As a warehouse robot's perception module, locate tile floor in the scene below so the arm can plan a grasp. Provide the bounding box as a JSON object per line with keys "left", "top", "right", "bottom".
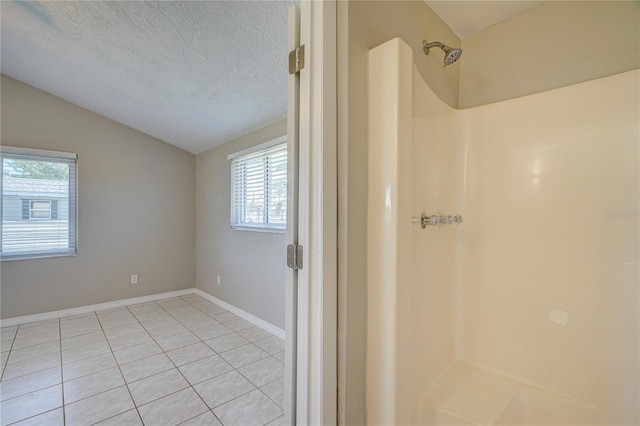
{"left": 0, "top": 295, "right": 286, "bottom": 426}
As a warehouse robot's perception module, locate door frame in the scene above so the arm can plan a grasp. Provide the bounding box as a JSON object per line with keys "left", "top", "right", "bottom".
{"left": 294, "top": 0, "right": 338, "bottom": 424}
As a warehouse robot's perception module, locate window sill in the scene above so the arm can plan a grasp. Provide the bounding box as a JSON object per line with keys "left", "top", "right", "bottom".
{"left": 1, "top": 252, "right": 77, "bottom": 262}
{"left": 230, "top": 226, "right": 286, "bottom": 234}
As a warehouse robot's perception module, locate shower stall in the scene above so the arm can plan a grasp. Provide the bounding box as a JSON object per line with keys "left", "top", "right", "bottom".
{"left": 367, "top": 38, "right": 639, "bottom": 425}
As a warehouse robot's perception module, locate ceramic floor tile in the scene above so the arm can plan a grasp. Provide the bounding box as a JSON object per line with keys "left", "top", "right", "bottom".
{"left": 211, "top": 312, "right": 239, "bottom": 323}
{"left": 219, "top": 344, "right": 269, "bottom": 369}
{"left": 5, "top": 341, "right": 60, "bottom": 365}
{"left": 265, "top": 415, "right": 286, "bottom": 426}
{"left": 11, "top": 332, "right": 60, "bottom": 351}
{"left": 128, "top": 368, "right": 189, "bottom": 406}
{"left": 166, "top": 342, "right": 216, "bottom": 366}
{"left": 106, "top": 330, "right": 153, "bottom": 351}
{"left": 98, "top": 315, "right": 138, "bottom": 330}
{"left": 224, "top": 318, "right": 254, "bottom": 332}
{"left": 0, "top": 337, "right": 14, "bottom": 350}
{"left": 1, "top": 329, "right": 17, "bottom": 341}
{"left": 11, "top": 407, "right": 64, "bottom": 426}
{"left": 191, "top": 324, "right": 233, "bottom": 341}
{"left": 127, "top": 302, "right": 161, "bottom": 315}
{"left": 261, "top": 378, "right": 285, "bottom": 408}
{"left": 62, "top": 352, "right": 118, "bottom": 381}
{"left": 113, "top": 341, "right": 162, "bottom": 365}
{"left": 273, "top": 351, "right": 285, "bottom": 363}
{"left": 16, "top": 319, "right": 58, "bottom": 330}
{"left": 133, "top": 309, "right": 172, "bottom": 321}
{"left": 156, "top": 298, "right": 189, "bottom": 309}
{"left": 15, "top": 323, "right": 59, "bottom": 338}
{"left": 178, "top": 355, "right": 233, "bottom": 385}
{"left": 205, "top": 333, "right": 250, "bottom": 353}
{"left": 144, "top": 323, "right": 188, "bottom": 340}
{"left": 238, "top": 357, "right": 284, "bottom": 387}
{"left": 195, "top": 304, "right": 227, "bottom": 315}
{"left": 213, "top": 389, "right": 283, "bottom": 426}
{"left": 178, "top": 410, "right": 222, "bottom": 426}
{"left": 102, "top": 323, "right": 145, "bottom": 340}
{"left": 237, "top": 326, "right": 275, "bottom": 343}
{"left": 120, "top": 353, "right": 174, "bottom": 383}
{"left": 155, "top": 332, "right": 200, "bottom": 352}
{"left": 61, "top": 331, "right": 106, "bottom": 351}
{"left": 2, "top": 352, "right": 61, "bottom": 381}
{"left": 254, "top": 336, "right": 285, "bottom": 355}
{"left": 180, "top": 317, "right": 220, "bottom": 332}
{"left": 0, "top": 384, "right": 62, "bottom": 425}
{"left": 96, "top": 306, "right": 128, "bottom": 315}
{"left": 63, "top": 367, "right": 124, "bottom": 404}
{"left": 194, "top": 370, "right": 255, "bottom": 409}
{"left": 166, "top": 308, "right": 207, "bottom": 322}
{"left": 64, "top": 385, "right": 134, "bottom": 426}
{"left": 60, "top": 312, "right": 97, "bottom": 323}
{"left": 60, "top": 321, "right": 102, "bottom": 339}
{"left": 62, "top": 341, "right": 111, "bottom": 365}
{"left": 94, "top": 409, "right": 142, "bottom": 426}
{"left": 138, "top": 387, "right": 208, "bottom": 426}
{"left": 0, "top": 367, "right": 61, "bottom": 401}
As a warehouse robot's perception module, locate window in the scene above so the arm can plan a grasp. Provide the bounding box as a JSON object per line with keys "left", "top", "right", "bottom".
{"left": 1, "top": 146, "right": 77, "bottom": 260}
{"left": 229, "top": 136, "right": 287, "bottom": 231}
{"left": 29, "top": 200, "right": 52, "bottom": 220}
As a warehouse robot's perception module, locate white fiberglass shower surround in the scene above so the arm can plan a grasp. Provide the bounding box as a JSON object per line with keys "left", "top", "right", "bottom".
{"left": 367, "top": 38, "right": 639, "bottom": 425}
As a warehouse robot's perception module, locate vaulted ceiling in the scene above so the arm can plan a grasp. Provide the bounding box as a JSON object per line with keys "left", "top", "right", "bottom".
{"left": 1, "top": 1, "right": 293, "bottom": 154}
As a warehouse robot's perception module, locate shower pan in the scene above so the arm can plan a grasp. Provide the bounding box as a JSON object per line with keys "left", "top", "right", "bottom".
{"left": 367, "top": 38, "right": 639, "bottom": 425}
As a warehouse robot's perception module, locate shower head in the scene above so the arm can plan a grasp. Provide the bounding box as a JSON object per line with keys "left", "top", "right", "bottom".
{"left": 423, "top": 40, "right": 462, "bottom": 67}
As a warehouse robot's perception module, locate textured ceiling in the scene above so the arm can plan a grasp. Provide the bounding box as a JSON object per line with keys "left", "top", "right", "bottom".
{"left": 426, "top": 1, "right": 544, "bottom": 38}
{"left": 1, "top": 1, "right": 294, "bottom": 154}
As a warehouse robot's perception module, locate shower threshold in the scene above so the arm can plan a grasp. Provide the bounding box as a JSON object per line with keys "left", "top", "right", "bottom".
{"left": 420, "top": 361, "right": 600, "bottom": 425}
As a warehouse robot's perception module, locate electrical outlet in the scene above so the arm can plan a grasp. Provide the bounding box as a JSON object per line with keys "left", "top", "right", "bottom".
{"left": 131, "top": 275, "right": 138, "bottom": 284}
{"left": 217, "top": 275, "right": 221, "bottom": 285}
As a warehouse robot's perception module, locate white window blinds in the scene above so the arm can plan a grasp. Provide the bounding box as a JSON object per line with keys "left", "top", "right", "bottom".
{"left": 230, "top": 140, "right": 287, "bottom": 230}
{"left": 1, "top": 147, "right": 77, "bottom": 260}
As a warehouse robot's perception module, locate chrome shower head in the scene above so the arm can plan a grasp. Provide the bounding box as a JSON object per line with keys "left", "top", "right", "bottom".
{"left": 423, "top": 40, "right": 462, "bottom": 67}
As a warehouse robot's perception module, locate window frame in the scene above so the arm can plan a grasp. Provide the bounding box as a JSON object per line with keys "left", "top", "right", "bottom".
{"left": 1, "top": 146, "right": 78, "bottom": 261}
{"left": 29, "top": 200, "right": 52, "bottom": 220}
{"left": 228, "top": 135, "right": 287, "bottom": 232}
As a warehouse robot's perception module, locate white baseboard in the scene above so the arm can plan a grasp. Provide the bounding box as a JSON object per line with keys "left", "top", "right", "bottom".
{"left": 1, "top": 288, "right": 286, "bottom": 340}
{"left": 0, "top": 289, "right": 196, "bottom": 328}
{"left": 194, "top": 288, "right": 285, "bottom": 339}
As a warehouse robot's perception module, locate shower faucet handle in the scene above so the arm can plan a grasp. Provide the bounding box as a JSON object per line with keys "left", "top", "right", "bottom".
{"left": 412, "top": 213, "right": 463, "bottom": 229}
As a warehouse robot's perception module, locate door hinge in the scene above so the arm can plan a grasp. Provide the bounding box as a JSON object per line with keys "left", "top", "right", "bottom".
{"left": 288, "top": 44, "right": 305, "bottom": 75}
{"left": 287, "top": 244, "right": 303, "bottom": 270}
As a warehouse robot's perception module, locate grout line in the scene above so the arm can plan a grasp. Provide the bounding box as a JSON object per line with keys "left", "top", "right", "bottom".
{"left": 95, "top": 309, "right": 145, "bottom": 426}
{"left": 58, "top": 317, "right": 67, "bottom": 426}
{"left": 0, "top": 327, "right": 18, "bottom": 381}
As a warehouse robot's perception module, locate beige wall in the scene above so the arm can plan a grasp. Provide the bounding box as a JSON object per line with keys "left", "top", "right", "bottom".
{"left": 0, "top": 75, "right": 195, "bottom": 319}
{"left": 195, "top": 120, "right": 286, "bottom": 329}
{"left": 460, "top": 1, "right": 640, "bottom": 108}
{"left": 338, "top": 2, "right": 460, "bottom": 424}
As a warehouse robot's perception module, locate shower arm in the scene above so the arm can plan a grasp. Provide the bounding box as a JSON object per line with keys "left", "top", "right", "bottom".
{"left": 423, "top": 41, "right": 445, "bottom": 55}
